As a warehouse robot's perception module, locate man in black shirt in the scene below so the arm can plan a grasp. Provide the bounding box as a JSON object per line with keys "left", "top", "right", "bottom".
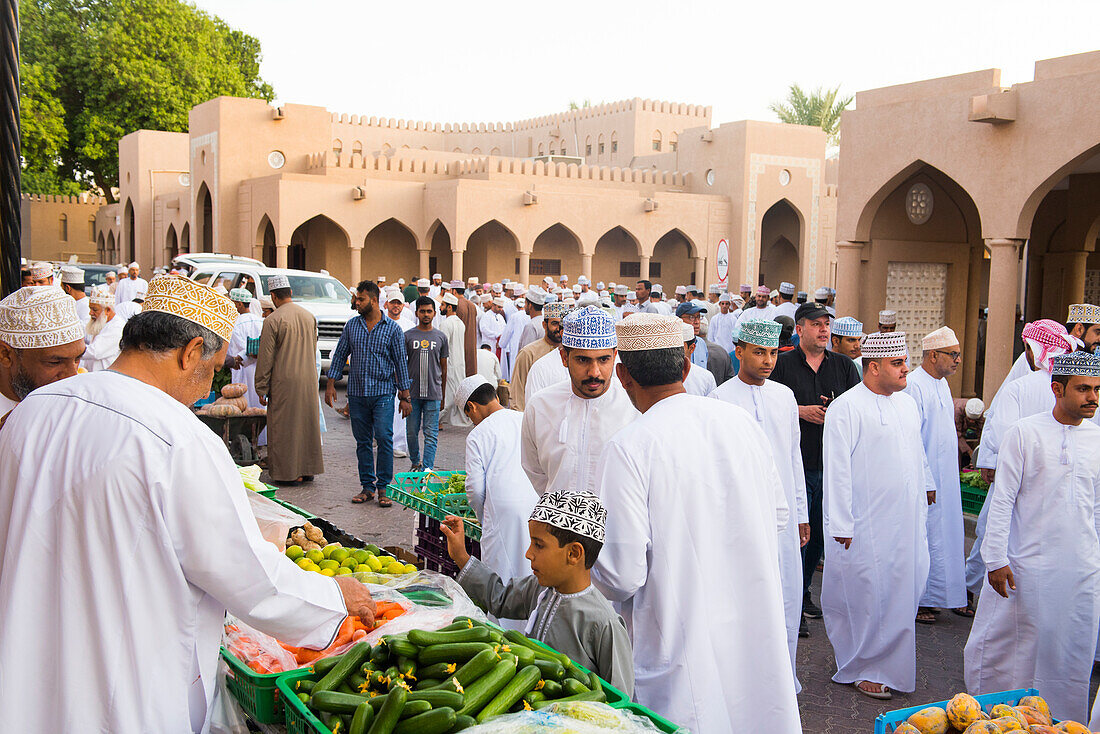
{"left": 769, "top": 302, "right": 860, "bottom": 636}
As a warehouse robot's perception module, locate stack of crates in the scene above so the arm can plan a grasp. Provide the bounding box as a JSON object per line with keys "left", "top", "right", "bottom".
{"left": 414, "top": 513, "right": 481, "bottom": 577}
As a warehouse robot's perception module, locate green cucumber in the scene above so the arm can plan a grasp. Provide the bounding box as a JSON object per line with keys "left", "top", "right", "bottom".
{"left": 565, "top": 663, "right": 588, "bottom": 682}
{"left": 447, "top": 714, "right": 477, "bottom": 732}
{"left": 415, "top": 677, "right": 442, "bottom": 690}
{"left": 532, "top": 689, "right": 605, "bottom": 709}
{"left": 295, "top": 678, "right": 316, "bottom": 694}
{"left": 487, "top": 629, "right": 505, "bottom": 644}
{"left": 532, "top": 659, "right": 565, "bottom": 681}
{"left": 438, "top": 620, "right": 475, "bottom": 632}
{"left": 312, "top": 690, "right": 372, "bottom": 715}
{"left": 394, "top": 656, "right": 417, "bottom": 679}
{"left": 314, "top": 654, "right": 344, "bottom": 676}
{"left": 502, "top": 644, "right": 535, "bottom": 666}
{"left": 503, "top": 630, "right": 569, "bottom": 665}
{"left": 349, "top": 702, "right": 375, "bottom": 734}
{"left": 397, "top": 700, "right": 432, "bottom": 719}
{"left": 370, "top": 670, "right": 389, "bottom": 688}
{"left": 561, "top": 678, "right": 590, "bottom": 696}
{"left": 347, "top": 673, "right": 368, "bottom": 691}
{"left": 366, "top": 685, "right": 407, "bottom": 734}
{"left": 416, "top": 642, "right": 494, "bottom": 666}
{"left": 407, "top": 627, "right": 490, "bottom": 646}
{"left": 476, "top": 664, "right": 541, "bottom": 722}
{"left": 523, "top": 690, "right": 546, "bottom": 705}
{"left": 498, "top": 653, "right": 516, "bottom": 666}
{"left": 321, "top": 712, "right": 347, "bottom": 733}
{"left": 419, "top": 662, "right": 459, "bottom": 680}
{"left": 338, "top": 681, "right": 357, "bottom": 695}
{"left": 587, "top": 671, "right": 604, "bottom": 694}
{"left": 456, "top": 658, "right": 517, "bottom": 717}
{"left": 314, "top": 642, "right": 372, "bottom": 695}
{"left": 394, "top": 707, "right": 457, "bottom": 734}
{"left": 370, "top": 644, "right": 390, "bottom": 666}
{"left": 539, "top": 680, "right": 562, "bottom": 698}
{"left": 384, "top": 636, "right": 419, "bottom": 659}
{"left": 368, "top": 689, "right": 464, "bottom": 711}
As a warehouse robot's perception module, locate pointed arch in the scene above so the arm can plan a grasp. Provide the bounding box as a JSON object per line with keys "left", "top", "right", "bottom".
{"left": 196, "top": 182, "right": 213, "bottom": 253}
{"left": 652, "top": 228, "right": 697, "bottom": 287}
{"left": 180, "top": 223, "right": 190, "bottom": 254}
{"left": 289, "top": 214, "right": 351, "bottom": 277}
{"left": 123, "top": 198, "right": 135, "bottom": 262}
{"left": 427, "top": 219, "right": 452, "bottom": 281}
{"left": 593, "top": 226, "right": 644, "bottom": 284}
{"left": 1016, "top": 142, "right": 1100, "bottom": 238}
{"left": 165, "top": 223, "right": 178, "bottom": 261}
{"left": 531, "top": 224, "right": 583, "bottom": 280}
{"left": 256, "top": 215, "right": 276, "bottom": 265}
{"left": 466, "top": 220, "right": 520, "bottom": 281}
{"left": 364, "top": 218, "right": 419, "bottom": 281}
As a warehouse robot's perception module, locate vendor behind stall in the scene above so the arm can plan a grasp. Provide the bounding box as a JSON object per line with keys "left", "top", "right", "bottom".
{"left": 0, "top": 275, "right": 375, "bottom": 734}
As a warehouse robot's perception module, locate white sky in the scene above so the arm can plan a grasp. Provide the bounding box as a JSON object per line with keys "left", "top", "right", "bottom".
{"left": 196, "top": 0, "right": 1100, "bottom": 125}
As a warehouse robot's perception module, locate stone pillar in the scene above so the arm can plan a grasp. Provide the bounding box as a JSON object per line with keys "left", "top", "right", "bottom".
{"left": 693, "top": 257, "right": 706, "bottom": 288}
{"left": 276, "top": 244, "right": 288, "bottom": 269}
{"left": 349, "top": 245, "right": 362, "bottom": 287}
{"left": 581, "top": 253, "right": 593, "bottom": 281}
{"left": 982, "top": 238, "right": 1023, "bottom": 404}
{"left": 418, "top": 249, "right": 430, "bottom": 278}
{"left": 252, "top": 245, "right": 264, "bottom": 263}
{"left": 1063, "top": 250, "right": 1088, "bottom": 315}
{"left": 517, "top": 251, "right": 530, "bottom": 286}
{"left": 639, "top": 255, "right": 651, "bottom": 282}
{"left": 834, "top": 241, "right": 865, "bottom": 318}
{"left": 451, "top": 249, "right": 464, "bottom": 283}
{"left": 962, "top": 242, "right": 983, "bottom": 396}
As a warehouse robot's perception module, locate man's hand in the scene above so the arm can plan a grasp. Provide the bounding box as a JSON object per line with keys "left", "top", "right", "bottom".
{"left": 324, "top": 381, "right": 337, "bottom": 408}
{"left": 833, "top": 536, "right": 852, "bottom": 549}
{"left": 399, "top": 399, "right": 412, "bottom": 418}
{"left": 258, "top": 394, "right": 268, "bottom": 406}
{"left": 798, "top": 405, "right": 827, "bottom": 425}
{"left": 334, "top": 575, "right": 376, "bottom": 627}
{"left": 440, "top": 515, "right": 471, "bottom": 568}
{"left": 980, "top": 468, "right": 995, "bottom": 485}
{"left": 927, "top": 490, "right": 937, "bottom": 505}
{"left": 988, "top": 564, "right": 1016, "bottom": 598}
{"left": 798, "top": 523, "right": 811, "bottom": 547}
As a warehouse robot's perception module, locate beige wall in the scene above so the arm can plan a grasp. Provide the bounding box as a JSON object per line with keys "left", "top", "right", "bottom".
{"left": 21, "top": 194, "right": 104, "bottom": 263}
{"left": 117, "top": 130, "right": 189, "bottom": 271}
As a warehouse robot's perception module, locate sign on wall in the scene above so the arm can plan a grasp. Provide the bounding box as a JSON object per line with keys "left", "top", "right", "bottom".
{"left": 716, "top": 238, "right": 729, "bottom": 283}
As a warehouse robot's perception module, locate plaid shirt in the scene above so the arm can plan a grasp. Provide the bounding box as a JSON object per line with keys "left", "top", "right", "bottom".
{"left": 327, "top": 314, "right": 411, "bottom": 397}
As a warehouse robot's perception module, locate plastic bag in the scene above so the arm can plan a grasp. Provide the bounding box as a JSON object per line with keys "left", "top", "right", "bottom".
{"left": 461, "top": 701, "right": 676, "bottom": 732}
{"left": 223, "top": 617, "right": 300, "bottom": 674}
{"left": 366, "top": 569, "right": 488, "bottom": 635}
{"left": 206, "top": 656, "right": 250, "bottom": 734}
{"left": 245, "top": 490, "right": 303, "bottom": 551}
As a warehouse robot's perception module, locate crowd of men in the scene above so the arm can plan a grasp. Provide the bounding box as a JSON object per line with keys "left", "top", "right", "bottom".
{"left": 1, "top": 260, "right": 1099, "bottom": 733}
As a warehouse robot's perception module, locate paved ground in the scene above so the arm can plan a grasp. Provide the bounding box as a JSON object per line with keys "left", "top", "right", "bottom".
{"left": 261, "top": 384, "right": 1099, "bottom": 733}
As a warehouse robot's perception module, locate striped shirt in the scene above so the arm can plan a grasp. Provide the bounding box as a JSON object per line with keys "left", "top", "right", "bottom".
{"left": 326, "top": 314, "right": 411, "bottom": 397}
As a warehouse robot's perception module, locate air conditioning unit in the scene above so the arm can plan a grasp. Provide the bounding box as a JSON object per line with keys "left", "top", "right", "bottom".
{"left": 272, "top": 107, "right": 285, "bottom": 120}
{"left": 352, "top": 186, "right": 366, "bottom": 201}
{"left": 523, "top": 191, "right": 538, "bottom": 206}
{"left": 644, "top": 198, "right": 658, "bottom": 212}
{"left": 700, "top": 130, "right": 713, "bottom": 143}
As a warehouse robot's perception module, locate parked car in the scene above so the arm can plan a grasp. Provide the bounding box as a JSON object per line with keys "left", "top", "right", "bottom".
{"left": 48, "top": 263, "right": 119, "bottom": 294}
{"left": 188, "top": 264, "right": 354, "bottom": 373}
{"left": 171, "top": 253, "right": 263, "bottom": 278}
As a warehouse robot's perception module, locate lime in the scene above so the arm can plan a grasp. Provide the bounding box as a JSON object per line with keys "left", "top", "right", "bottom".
{"left": 295, "top": 558, "right": 313, "bottom": 570}
{"left": 305, "top": 562, "right": 321, "bottom": 572}
{"left": 352, "top": 572, "right": 371, "bottom": 583}
{"left": 340, "top": 556, "right": 358, "bottom": 569}
{"left": 285, "top": 545, "right": 305, "bottom": 561}
{"left": 319, "top": 559, "right": 340, "bottom": 571}
{"left": 366, "top": 556, "right": 383, "bottom": 572}
{"left": 305, "top": 549, "right": 325, "bottom": 564}
{"left": 386, "top": 562, "right": 405, "bottom": 575}
{"left": 403, "top": 563, "right": 418, "bottom": 574}
{"left": 319, "top": 567, "right": 336, "bottom": 577}
{"left": 335, "top": 567, "right": 352, "bottom": 576}
{"left": 355, "top": 564, "right": 370, "bottom": 573}
{"left": 330, "top": 548, "right": 350, "bottom": 564}
{"left": 351, "top": 549, "right": 369, "bottom": 564}
{"left": 322, "top": 543, "right": 342, "bottom": 559}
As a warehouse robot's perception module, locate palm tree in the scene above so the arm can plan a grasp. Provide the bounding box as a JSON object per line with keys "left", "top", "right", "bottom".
{"left": 769, "top": 84, "right": 853, "bottom": 146}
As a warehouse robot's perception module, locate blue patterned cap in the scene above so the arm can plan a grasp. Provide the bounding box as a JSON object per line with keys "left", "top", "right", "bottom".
{"left": 832, "top": 316, "right": 863, "bottom": 338}
{"left": 561, "top": 305, "right": 617, "bottom": 350}
{"left": 737, "top": 319, "right": 781, "bottom": 348}
{"left": 1051, "top": 351, "right": 1100, "bottom": 377}
{"left": 530, "top": 490, "right": 606, "bottom": 543}
{"left": 229, "top": 288, "right": 252, "bottom": 303}
{"left": 543, "top": 301, "right": 570, "bottom": 319}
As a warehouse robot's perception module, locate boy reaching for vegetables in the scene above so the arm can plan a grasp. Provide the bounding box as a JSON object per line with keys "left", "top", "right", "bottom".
{"left": 441, "top": 490, "right": 634, "bottom": 696}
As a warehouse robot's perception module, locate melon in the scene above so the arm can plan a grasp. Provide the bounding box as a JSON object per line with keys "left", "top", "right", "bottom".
{"left": 205, "top": 403, "right": 242, "bottom": 417}
{"left": 242, "top": 406, "right": 267, "bottom": 416}
{"left": 894, "top": 724, "right": 922, "bottom": 734}
{"left": 1015, "top": 707, "right": 1052, "bottom": 726}
{"left": 1028, "top": 726, "right": 1059, "bottom": 734}
{"left": 907, "top": 707, "right": 949, "bottom": 734}
{"left": 947, "top": 693, "right": 985, "bottom": 730}
{"left": 1053, "top": 722, "right": 1090, "bottom": 734}
{"left": 1018, "top": 698, "right": 1051, "bottom": 722}
{"left": 992, "top": 716, "right": 1026, "bottom": 732}
{"left": 991, "top": 705, "right": 1019, "bottom": 721}
{"left": 221, "top": 383, "right": 247, "bottom": 398}
{"left": 964, "top": 722, "right": 1004, "bottom": 734}
{"left": 214, "top": 396, "right": 248, "bottom": 412}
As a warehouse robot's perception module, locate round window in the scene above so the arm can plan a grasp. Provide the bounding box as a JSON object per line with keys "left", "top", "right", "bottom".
{"left": 268, "top": 150, "right": 286, "bottom": 170}
{"left": 178, "top": 173, "right": 191, "bottom": 187}
{"left": 779, "top": 169, "right": 791, "bottom": 186}
{"left": 705, "top": 169, "right": 715, "bottom": 186}
{"left": 906, "top": 183, "right": 934, "bottom": 224}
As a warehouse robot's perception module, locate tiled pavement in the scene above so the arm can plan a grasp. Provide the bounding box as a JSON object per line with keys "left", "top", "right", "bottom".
{"left": 264, "top": 384, "right": 1100, "bottom": 733}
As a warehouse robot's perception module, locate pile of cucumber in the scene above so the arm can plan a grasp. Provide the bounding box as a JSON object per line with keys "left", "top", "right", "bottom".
{"left": 289, "top": 617, "right": 608, "bottom": 734}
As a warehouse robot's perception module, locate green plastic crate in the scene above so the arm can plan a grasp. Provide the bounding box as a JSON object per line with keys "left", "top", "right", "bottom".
{"left": 277, "top": 669, "right": 332, "bottom": 734}
{"left": 613, "top": 702, "right": 684, "bottom": 732}
{"left": 220, "top": 647, "right": 286, "bottom": 724}
{"left": 961, "top": 482, "right": 987, "bottom": 515}
{"left": 255, "top": 482, "right": 277, "bottom": 499}
{"left": 526, "top": 636, "right": 627, "bottom": 707}
{"left": 272, "top": 496, "right": 316, "bottom": 519}
{"left": 388, "top": 471, "right": 482, "bottom": 541}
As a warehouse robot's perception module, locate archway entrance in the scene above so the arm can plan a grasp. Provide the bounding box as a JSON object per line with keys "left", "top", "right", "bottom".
{"left": 166, "top": 225, "right": 178, "bottom": 262}
{"left": 289, "top": 215, "right": 351, "bottom": 279}
{"left": 466, "top": 220, "right": 518, "bottom": 283}
{"left": 427, "top": 221, "right": 451, "bottom": 281}
{"left": 256, "top": 217, "right": 276, "bottom": 266}
{"left": 107, "top": 231, "right": 116, "bottom": 263}
{"left": 364, "top": 219, "right": 418, "bottom": 283}
{"left": 593, "top": 227, "right": 641, "bottom": 285}
{"left": 124, "top": 199, "right": 135, "bottom": 263}
{"left": 97, "top": 233, "right": 105, "bottom": 262}
{"left": 652, "top": 229, "right": 695, "bottom": 287}
{"left": 197, "top": 184, "right": 213, "bottom": 253}
{"left": 531, "top": 224, "right": 582, "bottom": 282}
{"left": 758, "top": 200, "right": 801, "bottom": 289}
{"left": 180, "top": 223, "right": 190, "bottom": 254}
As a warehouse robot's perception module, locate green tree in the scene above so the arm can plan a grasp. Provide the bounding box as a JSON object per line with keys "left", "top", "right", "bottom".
{"left": 18, "top": 0, "right": 274, "bottom": 200}
{"left": 768, "top": 84, "right": 852, "bottom": 146}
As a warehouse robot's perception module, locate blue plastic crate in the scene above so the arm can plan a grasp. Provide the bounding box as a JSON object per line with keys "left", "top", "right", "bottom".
{"left": 874, "top": 688, "right": 1043, "bottom": 733}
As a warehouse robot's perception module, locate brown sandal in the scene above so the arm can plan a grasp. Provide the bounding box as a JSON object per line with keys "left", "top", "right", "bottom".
{"left": 377, "top": 495, "right": 393, "bottom": 508}
{"left": 351, "top": 491, "right": 373, "bottom": 504}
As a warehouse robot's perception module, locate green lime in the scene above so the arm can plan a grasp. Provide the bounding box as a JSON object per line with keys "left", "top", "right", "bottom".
{"left": 285, "top": 545, "right": 305, "bottom": 561}
{"left": 319, "top": 559, "right": 340, "bottom": 571}
{"left": 335, "top": 567, "right": 352, "bottom": 576}
{"left": 305, "top": 549, "right": 325, "bottom": 564}
{"left": 366, "top": 556, "right": 382, "bottom": 572}
{"left": 331, "top": 548, "right": 350, "bottom": 564}
{"left": 340, "top": 556, "right": 358, "bottom": 569}
{"left": 319, "top": 567, "right": 336, "bottom": 577}
{"left": 322, "top": 543, "right": 342, "bottom": 559}
{"left": 351, "top": 549, "right": 369, "bottom": 564}
{"left": 355, "top": 564, "right": 370, "bottom": 573}
{"left": 385, "top": 562, "right": 405, "bottom": 575}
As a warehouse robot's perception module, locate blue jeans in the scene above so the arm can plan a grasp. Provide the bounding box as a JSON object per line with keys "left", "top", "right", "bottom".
{"left": 407, "top": 398, "right": 440, "bottom": 469}
{"left": 348, "top": 394, "right": 394, "bottom": 495}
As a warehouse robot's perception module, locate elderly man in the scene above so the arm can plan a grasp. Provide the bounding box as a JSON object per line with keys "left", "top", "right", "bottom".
{"left": 59, "top": 265, "right": 90, "bottom": 324}
{"left": 82, "top": 287, "right": 124, "bottom": 372}
{"left": 595, "top": 313, "right": 801, "bottom": 733}
{"left": 904, "top": 326, "right": 967, "bottom": 622}
{"left": 878, "top": 309, "right": 898, "bottom": 333}
{"left": 823, "top": 331, "right": 930, "bottom": 700}
{"left": 0, "top": 275, "right": 374, "bottom": 733}
{"left": 1067, "top": 303, "right": 1100, "bottom": 353}
{"left": 708, "top": 293, "right": 737, "bottom": 354}
{"left": 965, "top": 352, "right": 1100, "bottom": 724}
{"left": 955, "top": 397, "right": 985, "bottom": 468}
{"left": 114, "top": 262, "right": 147, "bottom": 305}
{"left": 521, "top": 306, "right": 638, "bottom": 496}
{"left": 711, "top": 318, "right": 809, "bottom": 676}
{"left": 226, "top": 288, "right": 264, "bottom": 408}
{"left": 737, "top": 285, "right": 777, "bottom": 326}
{"left": 113, "top": 280, "right": 148, "bottom": 323}
{"left": 103, "top": 269, "right": 117, "bottom": 294}
{"left": 256, "top": 274, "right": 324, "bottom": 484}
{"left": 830, "top": 316, "right": 865, "bottom": 377}
{"left": 511, "top": 301, "right": 565, "bottom": 410}
{"left": 0, "top": 286, "right": 85, "bottom": 421}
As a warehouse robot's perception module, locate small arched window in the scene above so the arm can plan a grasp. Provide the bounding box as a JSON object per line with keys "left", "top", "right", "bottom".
{"left": 652, "top": 130, "right": 662, "bottom": 152}
{"left": 332, "top": 139, "right": 343, "bottom": 156}
{"left": 585, "top": 136, "right": 592, "bottom": 156}
{"left": 669, "top": 132, "right": 678, "bottom": 152}
{"left": 537, "top": 143, "right": 544, "bottom": 155}
{"left": 471, "top": 147, "right": 481, "bottom": 155}
{"left": 352, "top": 140, "right": 362, "bottom": 154}
{"left": 610, "top": 132, "right": 618, "bottom": 154}
{"left": 490, "top": 147, "right": 501, "bottom": 155}
{"left": 453, "top": 147, "right": 463, "bottom": 153}
{"left": 88, "top": 215, "right": 96, "bottom": 242}
{"left": 59, "top": 213, "right": 68, "bottom": 242}
{"left": 598, "top": 134, "right": 605, "bottom": 156}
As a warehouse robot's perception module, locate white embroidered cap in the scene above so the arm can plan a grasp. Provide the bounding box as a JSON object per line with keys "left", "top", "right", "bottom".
{"left": 861, "top": 331, "right": 908, "bottom": 359}
{"left": 922, "top": 326, "right": 959, "bottom": 350}
{"left": 616, "top": 313, "right": 684, "bottom": 351}
{"left": 0, "top": 286, "right": 85, "bottom": 349}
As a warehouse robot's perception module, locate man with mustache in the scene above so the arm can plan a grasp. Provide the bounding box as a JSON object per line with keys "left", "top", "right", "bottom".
{"left": 521, "top": 306, "right": 638, "bottom": 496}
{"left": 964, "top": 351, "right": 1100, "bottom": 725}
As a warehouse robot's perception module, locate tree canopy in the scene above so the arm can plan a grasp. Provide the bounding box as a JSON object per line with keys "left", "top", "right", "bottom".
{"left": 768, "top": 84, "right": 852, "bottom": 146}
{"left": 18, "top": 0, "right": 274, "bottom": 199}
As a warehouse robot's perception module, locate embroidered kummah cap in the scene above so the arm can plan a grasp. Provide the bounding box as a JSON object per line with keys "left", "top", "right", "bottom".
{"left": 614, "top": 284, "right": 630, "bottom": 296}
{"left": 675, "top": 285, "right": 688, "bottom": 295}
{"left": 616, "top": 313, "right": 684, "bottom": 351}
{"left": 561, "top": 305, "right": 616, "bottom": 349}
{"left": 60, "top": 266, "right": 84, "bottom": 285}
{"left": 740, "top": 283, "right": 752, "bottom": 293}
{"left": 815, "top": 287, "right": 829, "bottom": 301}
{"left": 416, "top": 278, "right": 430, "bottom": 288}
{"left": 576, "top": 291, "right": 599, "bottom": 308}
{"left": 525, "top": 286, "right": 546, "bottom": 304}
{"left": 89, "top": 285, "right": 113, "bottom": 307}
{"left": 1068, "top": 304, "right": 1100, "bottom": 324}
{"left": 267, "top": 274, "right": 291, "bottom": 291}
{"left": 1051, "top": 351, "right": 1100, "bottom": 377}
{"left": 626, "top": 292, "right": 637, "bottom": 301}
{"left": 492, "top": 283, "right": 504, "bottom": 294}
{"left": 432, "top": 273, "right": 442, "bottom": 279}
{"left": 965, "top": 398, "right": 985, "bottom": 419}
{"left": 718, "top": 293, "right": 732, "bottom": 303}
{"left": 623, "top": 303, "right": 639, "bottom": 314}
{"left": 258, "top": 296, "right": 274, "bottom": 310}
{"left": 560, "top": 274, "right": 569, "bottom": 282}
{"left": 922, "top": 326, "right": 959, "bottom": 350}
{"left": 680, "top": 321, "right": 696, "bottom": 344}
{"left": 142, "top": 275, "right": 237, "bottom": 342}
{"left": 832, "top": 316, "right": 864, "bottom": 338}
{"left": 492, "top": 296, "right": 507, "bottom": 308}
{"left": 530, "top": 489, "right": 606, "bottom": 543}
{"left": 577, "top": 275, "right": 590, "bottom": 285}
{"left": 455, "top": 374, "right": 492, "bottom": 409}
{"left": 468, "top": 276, "right": 479, "bottom": 285}
{"left": 442, "top": 292, "right": 458, "bottom": 306}
{"left": 861, "top": 331, "right": 908, "bottom": 359}
{"left": 738, "top": 319, "right": 781, "bottom": 348}
{"left": 755, "top": 285, "right": 770, "bottom": 296}
{"left": 651, "top": 284, "right": 664, "bottom": 295}
{"left": 797, "top": 291, "right": 807, "bottom": 301}
{"left": 878, "top": 309, "right": 897, "bottom": 326}
{"left": 29, "top": 262, "right": 53, "bottom": 280}
{"left": 0, "top": 286, "right": 84, "bottom": 349}
{"left": 709, "top": 284, "right": 723, "bottom": 295}
{"left": 229, "top": 288, "right": 252, "bottom": 303}
{"left": 449, "top": 279, "right": 463, "bottom": 289}
{"left": 377, "top": 275, "right": 387, "bottom": 282}
{"left": 779, "top": 282, "right": 796, "bottom": 296}
{"left": 543, "top": 301, "right": 570, "bottom": 319}
{"left": 128, "top": 261, "right": 140, "bottom": 270}
{"left": 398, "top": 278, "right": 406, "bottom": 286}
{"left": 769, "top": 289, "right": 779, "bottom": 300}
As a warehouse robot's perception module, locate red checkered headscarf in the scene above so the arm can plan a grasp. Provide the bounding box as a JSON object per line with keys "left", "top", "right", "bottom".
{"left": 1021, "top": 319, "right": 1071, "bottom": 372}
